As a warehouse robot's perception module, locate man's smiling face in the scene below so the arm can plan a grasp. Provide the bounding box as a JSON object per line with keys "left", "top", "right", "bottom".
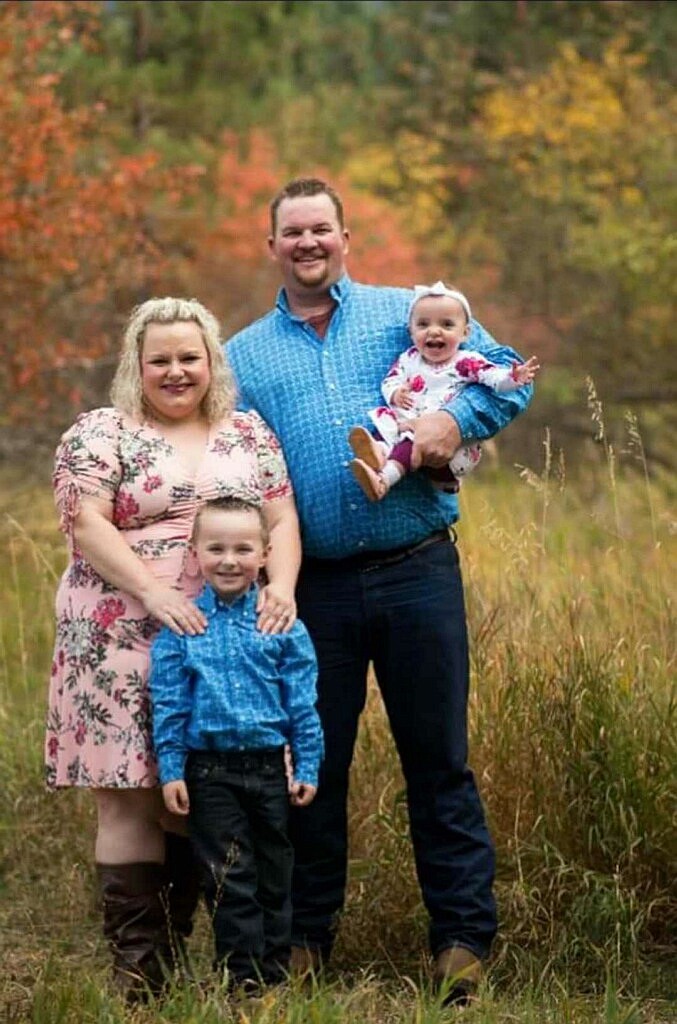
{"left": 268, "top": 193, "right": 349, "bottom": 298}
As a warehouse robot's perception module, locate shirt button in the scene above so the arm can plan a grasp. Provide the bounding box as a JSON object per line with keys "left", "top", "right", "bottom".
{"left": 329, "top": 383, "right": 336, "bottom": 390}
{"left": 350, "top": 503, "right": 357, "bottom": 511}
{"left": 343, "top": 460, "right": 350, "bottom": 468}
{"left": 358, "top": 540, "right": 365, "bottom": 548}
{"left": 335, "top": 418, "right": 343, "bottom": 426}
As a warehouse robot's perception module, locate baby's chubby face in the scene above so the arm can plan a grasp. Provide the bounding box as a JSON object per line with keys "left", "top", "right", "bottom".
{"left": 409, "top": 294, "right": 470, "bottom": 366}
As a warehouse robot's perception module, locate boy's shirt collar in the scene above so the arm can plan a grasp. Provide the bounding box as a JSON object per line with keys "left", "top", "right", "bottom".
{"left": 196, "top": 582, "right": 259, "bottom": 621}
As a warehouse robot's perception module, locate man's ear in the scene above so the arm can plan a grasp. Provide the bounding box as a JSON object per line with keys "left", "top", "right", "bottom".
{"left": 267, "top": 235, "right": 277, "bottom": 259}
{"left": 342, "top": 228, "right": 350, "bottom": 255}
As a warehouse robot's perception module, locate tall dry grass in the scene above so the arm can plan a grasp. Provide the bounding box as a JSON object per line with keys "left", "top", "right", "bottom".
{"left": 0, "top": 419, "right": 675, "bottom": 1021}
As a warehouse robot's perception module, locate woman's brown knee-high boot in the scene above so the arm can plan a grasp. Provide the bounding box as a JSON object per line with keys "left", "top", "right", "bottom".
{"left": 97, "top": 862, "right": 172, "bottom": 1002}
{"left": 163, "top": 832, "right": 201, "bottom": 976}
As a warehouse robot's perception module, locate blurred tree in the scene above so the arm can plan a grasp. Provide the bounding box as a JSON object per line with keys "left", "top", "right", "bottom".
{"left": 4, "top": 0, "right": 674, "bottom": 473}
{"left": 56, "top": 0, "right": 389, "bottom": 159}
{"left": 159, "top": 129, "right": 427, "bottom": 338}
{"left": 0, "top": 1, "right": 202, "bottom": 434}
{"left": 336, "top": 3, "right": 676, "bottom": 471}
{"left": 0, "top": 3, "right": 425, "bottom": 448}
{"left": 474, "top": 37, "right": 677, "bottom": 469}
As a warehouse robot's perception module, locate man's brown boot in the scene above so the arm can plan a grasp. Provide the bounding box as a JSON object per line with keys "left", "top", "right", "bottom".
{"left": 433, "top": 946, "right": 483, "bottom": 1006}
{"left": 289, "top": 945, "right": 322, "bottom": 979}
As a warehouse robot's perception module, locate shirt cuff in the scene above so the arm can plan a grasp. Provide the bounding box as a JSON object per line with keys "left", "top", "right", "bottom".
{"left": 441, "top": 395, "right": 479, "bottom": 443}
{"left": 158, "top": 753, "right": 186, "bottom": 786}
{"left": 293, "top": 761, "right": 319, "bottom": 788}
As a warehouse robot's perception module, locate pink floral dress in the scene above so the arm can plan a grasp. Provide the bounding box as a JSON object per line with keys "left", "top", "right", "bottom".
{"left": 45, "top": 407, "right": 292, "bottom": 789}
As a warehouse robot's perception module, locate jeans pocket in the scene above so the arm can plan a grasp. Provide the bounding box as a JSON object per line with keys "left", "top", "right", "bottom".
{"left": 186, "top": 761, "right": 213, "bottom": 782}
{"left": 259, "top": 761, "right": 285, "bottom": 785}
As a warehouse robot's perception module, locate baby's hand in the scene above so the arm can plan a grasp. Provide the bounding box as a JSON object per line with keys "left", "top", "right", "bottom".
{"left": 391, "top": 384, "right": 414, "bottom": 410}
{"left": 290, "top": 781, "right": 317, "bottom": 807}
{"left": 512, "top": 356, "right": 540, "bottom": 385}
{"left": 162, "top": 780, "right": 190, "bottom": 816}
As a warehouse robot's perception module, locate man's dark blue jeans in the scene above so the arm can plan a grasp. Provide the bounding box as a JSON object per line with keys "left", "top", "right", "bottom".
{"left": 291, "top": 532, "right": 497, "bottom": 962}
{"left": 186, "top": 747, "right": 293, "bottom": 986}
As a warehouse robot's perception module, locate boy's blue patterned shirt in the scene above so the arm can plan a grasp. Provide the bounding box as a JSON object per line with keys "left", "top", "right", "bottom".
{"left": 149, "top": 584, "right": 323, "bottom": 787}
{"left": 226, "top": 274, "right": 533, "bottom": 559}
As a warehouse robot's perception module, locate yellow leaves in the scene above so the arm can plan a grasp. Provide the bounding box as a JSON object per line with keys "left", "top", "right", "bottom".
{"left": 482, "top": 42, "right": 627, "bottom": 161}
{"left": 478, "top": 34, "right": 674, "bottom": 229}
{"left": 346, "top": 142, "right": 403, "bottom": 192}
{"left": 344, "top": 132, "right": 461, "bottom": 247}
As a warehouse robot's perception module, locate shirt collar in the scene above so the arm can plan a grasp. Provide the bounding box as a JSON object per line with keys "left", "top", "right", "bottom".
{"left": 196, "top": 583, "right": 259, "bottom": 621}
{"left": 275, "top": 273, "right": 351, "bottom": 320}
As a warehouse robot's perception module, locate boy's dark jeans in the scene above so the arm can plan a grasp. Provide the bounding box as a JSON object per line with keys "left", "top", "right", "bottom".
{"left": 186, "top": 747, "right": 293, "bottom": 986}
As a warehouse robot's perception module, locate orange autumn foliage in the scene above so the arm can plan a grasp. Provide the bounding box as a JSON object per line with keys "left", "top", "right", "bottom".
{"left": 176, "top": 131, "right": 428, "bottom": 334}
{"left": 0, "top": 1, "right": 201, "bottom": 425}
{"left": 1, "top": 6, "right": 425, "bottom": 432}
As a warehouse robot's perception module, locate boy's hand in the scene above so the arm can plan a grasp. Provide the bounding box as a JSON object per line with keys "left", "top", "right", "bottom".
{"left": 290, "top": 781, "right": 317, "bottom": 807}
{"left": 391, "top": 384, "right": 414, "bottom": 410}
{"left": 162, "top": 780, "right": 190, "bottom": 816}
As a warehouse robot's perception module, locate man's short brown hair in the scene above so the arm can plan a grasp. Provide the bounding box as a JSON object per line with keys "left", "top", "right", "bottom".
{"left": 269, "top": 177, "right": 344, "bottom": 235}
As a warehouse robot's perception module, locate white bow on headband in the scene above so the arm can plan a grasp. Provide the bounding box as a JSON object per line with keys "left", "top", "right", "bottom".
{"left": 409, "top": 281, "right": 472, "bottom": 322}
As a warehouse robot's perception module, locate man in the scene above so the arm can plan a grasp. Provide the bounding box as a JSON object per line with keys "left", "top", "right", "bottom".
{"left": 225, "top": 177, "right": 533, "bottom": 1002}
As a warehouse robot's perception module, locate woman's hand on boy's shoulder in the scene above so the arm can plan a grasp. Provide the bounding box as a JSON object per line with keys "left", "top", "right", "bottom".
{"left": 256, "top": 582, "right": 297, "bottom": 635}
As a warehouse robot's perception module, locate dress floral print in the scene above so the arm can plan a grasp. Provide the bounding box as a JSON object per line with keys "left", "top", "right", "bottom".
{"left": 45, "top": 406, "right": 291, "bottom": 789}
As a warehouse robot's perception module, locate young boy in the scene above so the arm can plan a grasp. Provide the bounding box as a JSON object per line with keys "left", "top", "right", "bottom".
{"left": 349, "top": 281, "right": 539, "bottom": 500}
{"left": 149, "top": 496, "right": 323, "bottom": 992}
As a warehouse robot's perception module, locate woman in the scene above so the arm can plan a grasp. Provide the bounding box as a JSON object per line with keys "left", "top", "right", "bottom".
{"left": 45, "top": 297, "right": 301, "bottom": 999}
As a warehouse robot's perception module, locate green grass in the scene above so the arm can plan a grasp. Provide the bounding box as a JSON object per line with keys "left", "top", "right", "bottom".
{"left": 1, "top": 436, "right": 675, "bottom": 1022}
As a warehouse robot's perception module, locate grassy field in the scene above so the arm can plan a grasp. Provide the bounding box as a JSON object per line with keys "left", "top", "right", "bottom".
{"left": 0, "top": 436, "right": 675, "bottom": 1023}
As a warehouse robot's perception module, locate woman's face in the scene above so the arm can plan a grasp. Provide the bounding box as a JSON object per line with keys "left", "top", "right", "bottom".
{"left": 141, "top": 321, "right": 211, "bottom": 423}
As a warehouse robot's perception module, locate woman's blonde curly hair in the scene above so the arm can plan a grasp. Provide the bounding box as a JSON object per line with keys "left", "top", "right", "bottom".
{"left": 110, "top": 297, "right": 236, "bottom": 424}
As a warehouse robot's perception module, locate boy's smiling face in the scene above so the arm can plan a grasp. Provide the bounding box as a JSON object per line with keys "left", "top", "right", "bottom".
{"left": 409, "top": 294, "right": 470, "bottom": 365}
{"left": 193, "top": 507, "right": 269, "bottom": 601}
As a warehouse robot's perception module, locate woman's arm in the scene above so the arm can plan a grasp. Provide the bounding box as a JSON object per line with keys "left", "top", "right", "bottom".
{"left": 257, "top": 494, "right": 302, "bottom": 634}
{"left": 73, "top": 496, "right": 206, "bottom": 635}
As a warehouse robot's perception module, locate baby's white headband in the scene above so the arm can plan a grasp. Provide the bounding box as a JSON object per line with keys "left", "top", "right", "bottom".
{"left": 409, "top": 281, "right": 472, "bottom": 323}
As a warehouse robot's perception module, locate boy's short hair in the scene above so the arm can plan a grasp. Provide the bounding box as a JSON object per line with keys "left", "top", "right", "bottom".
{"left": 192, "top": 496, "right": 269, "bottom": 546}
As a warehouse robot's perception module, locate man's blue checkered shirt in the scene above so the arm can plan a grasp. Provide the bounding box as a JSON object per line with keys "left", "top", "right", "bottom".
{"left": 149, "top": 584, "right": 323, "bottom": 786}
{"left": 226, "top": 274, "right": 533, "bottom": 559}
